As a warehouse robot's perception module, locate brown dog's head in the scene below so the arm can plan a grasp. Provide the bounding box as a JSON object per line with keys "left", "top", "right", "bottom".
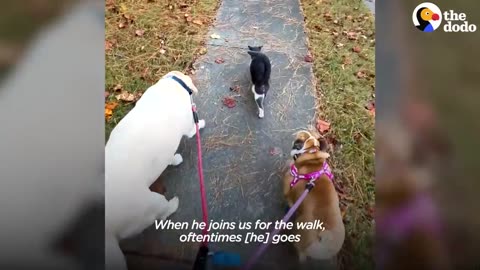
{"left": 290, "top": 129, "right": 330, "bottom": 163}
{"left": 163, "top": 71, "right": 199, "bottom": 94}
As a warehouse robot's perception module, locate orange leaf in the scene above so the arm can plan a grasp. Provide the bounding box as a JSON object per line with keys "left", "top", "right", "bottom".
{"left": 105, "top": 102, "right": 118, "bottom": 120}
{"left": 105, "top": 102, "right": 118, "bottom": 111}
{"left": 316, "top": 119, "right": 331, "bottom": 133}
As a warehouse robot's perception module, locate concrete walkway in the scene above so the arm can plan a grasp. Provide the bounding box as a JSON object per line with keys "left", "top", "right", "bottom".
{"left": 121, "top": 0, "right": 318, "bottom": 269}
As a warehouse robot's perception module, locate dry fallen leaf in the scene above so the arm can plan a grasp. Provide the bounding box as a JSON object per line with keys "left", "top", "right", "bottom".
{"left": 140, "top": 67, "right": 149, "bottom": 80}
{"left": 269, "top": 147, "right": 282, "bottom": 156}
{"left": 119, "top": 3, "right": 128, "bottom": 13}
{"left": 210, "top": 33, "right": 221, "bottom": 39}
{"left": 367, "top": 205, "right": 374, "bottom": 218}
{"left": 304, "top": 55, "right": 314, "bottom": 62}
{"left": 199, "top": 47, "right": 207, "bottom": 55}
{"left": 316, "top": 119, "right": 331, "bottom": 133}
{"left": 135, "top": 29, "right": 145, "bottom": 36}
{"left": 336, "top": 43, "right": 345, "bottom": 48}
{"left": 192, "top": 19, "right": 203, "bottom": 25}
{"left": 365, "top": 101, "right": 375, "bottom": 117}
{"left": 105, "top": 102, "right": 119, "bottom": 120}
{"left": 229, "top": 85, "right": 241, "bottom": 92}
{"left": 115, "top": 91, "right": 135, "bottom": 102}
{"left": 185, "top": 16, "right": 193, "bottom": 22}
{"left": 324, "top": 13, "right": 332, "bottom": 21}
{"left": 215, "top": 58, "right": 225, "bottom": 64}
{"left": 347, "top": 32, "right": 358, "bottom": 40}
{"left": 105, "top": 40, "right": 114, "bottom": 51}
{"left": 353, "top": 132, "right": 362, "bottom": 144}
{"left": 113, "top": 84, "right": 123, "bottom": 92}
{"left": 115, "top": 91, "right": 142, "bottom": 102}
{"left": 342, "top": 56, "right": 352, "bottom": 65}
{"left": 333, "top": 19, "right": 339, "bottom": 24}
{"left": 325, "top": 134, "right": 340, "bottom": 152}
{"left": 118, "top": 22, "right": 126, "bottom": 29}
{"left": 223, "top": 96, "right": 236, "bottom": 108}
{"left": 159, "top": 49, "right": 166, "bottom": 54}
{"left": 104, "top": 91, "right": 110, "bottom": 98}
{"left": 352, "top": 46, "right": 362, "bottom": 53}
{"left": 356, "top": 70, "right": 367, "bottom": 79}
{"left": 105, "top": 108, "right": 113, "bottom": 120}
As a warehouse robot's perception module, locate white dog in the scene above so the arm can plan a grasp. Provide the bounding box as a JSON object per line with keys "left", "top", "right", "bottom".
{"left": 105, "top": 71, "right": 205, "bottom": 270}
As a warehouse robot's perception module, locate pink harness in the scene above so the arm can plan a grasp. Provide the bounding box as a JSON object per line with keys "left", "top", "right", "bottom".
{"left": 289, "top": 161, "right": 334, "bottom": 187}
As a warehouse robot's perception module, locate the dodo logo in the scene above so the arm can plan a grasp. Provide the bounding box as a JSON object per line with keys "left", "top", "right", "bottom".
{"left": 413, "top": 2, "right": 477, "bottom": 33}
{"left": 412, "top": 3, "right": 442, "bottom": 32}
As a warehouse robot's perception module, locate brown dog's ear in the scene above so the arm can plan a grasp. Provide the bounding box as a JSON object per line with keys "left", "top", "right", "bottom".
{"left": 319, "top": 137, "right": 328, "bottom": 152}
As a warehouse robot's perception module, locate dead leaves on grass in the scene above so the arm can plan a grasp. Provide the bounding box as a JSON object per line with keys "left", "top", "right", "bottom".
{"left": 115, "top": 91, "right": 142, "bottom": 102}
{"left": 304, "top": 54, "right": 314, "bottom": 62}
{"left": 192, "top": 19, "right": 204, "bottom": 25}
{"left": 365, "top": 100, "right": 375, "bottom": 117}
{"left": 135, "top": 29, "right": 145, "bottom": 37}
{"left": 316, "top": 119, "right": 331, "bottom": 134}
{"left": 105, "top": 84, "right": 143, "bottom": 120}
{"left": 105, "top": 40, "right": 116, "bottom": 51}
{"left": 105, "top": 102, "right": 118, "bottom": 120}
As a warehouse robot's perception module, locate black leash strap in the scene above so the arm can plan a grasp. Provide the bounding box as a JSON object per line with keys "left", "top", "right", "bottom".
{"left": 193, "top": 245, "right": 209, "bottom": 270}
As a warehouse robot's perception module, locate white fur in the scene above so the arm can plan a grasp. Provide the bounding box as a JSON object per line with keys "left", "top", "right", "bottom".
{"left": 251, "top": 85, "right": 265, "bottom": 118}
{"left": 105, "top": 72, "right": 205, "bottom": 270}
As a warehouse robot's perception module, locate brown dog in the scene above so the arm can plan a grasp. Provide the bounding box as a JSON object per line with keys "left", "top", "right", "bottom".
{"left": 283, "top": 130, "right": 345, "bottom": 262}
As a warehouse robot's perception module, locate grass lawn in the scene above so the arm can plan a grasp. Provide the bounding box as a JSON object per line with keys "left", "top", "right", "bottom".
{"left": 300, "top": 0, "right": 375, "bottom": 269}
{"left": 105, "top": 0, "right": 220, "bottom": 138}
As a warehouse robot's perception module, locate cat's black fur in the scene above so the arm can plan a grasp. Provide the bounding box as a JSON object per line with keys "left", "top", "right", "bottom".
{"left": 248, "top": 45, "right": 271, "bottom": 119}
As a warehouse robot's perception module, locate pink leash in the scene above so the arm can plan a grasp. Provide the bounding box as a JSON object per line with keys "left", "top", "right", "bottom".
{"left": 192, "top": 103, "right": 209, "bottom": 246}
{"left": 243, "top": 184, "right": 312, "bottom": 270}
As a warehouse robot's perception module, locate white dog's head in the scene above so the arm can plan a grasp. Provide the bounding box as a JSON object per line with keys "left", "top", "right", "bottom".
{"left": 163, "top": 71, "right": 199, "bottom": 94}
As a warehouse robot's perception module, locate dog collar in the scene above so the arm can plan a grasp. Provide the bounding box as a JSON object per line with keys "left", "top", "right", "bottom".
{"left": 165, "top": 75, "right": 193, "bottom": 95}
{"left": 290, "top": 162, "right": 333, "bottom": 188}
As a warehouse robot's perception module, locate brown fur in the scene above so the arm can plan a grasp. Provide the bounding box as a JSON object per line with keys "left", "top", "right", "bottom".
{"left": 283, "top": 130, "right": 344, "bottom": 261}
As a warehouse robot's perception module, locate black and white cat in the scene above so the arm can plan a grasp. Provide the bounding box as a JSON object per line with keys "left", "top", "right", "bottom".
{"left": 247, "top": 45, "right": 271, "bottom": 119}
